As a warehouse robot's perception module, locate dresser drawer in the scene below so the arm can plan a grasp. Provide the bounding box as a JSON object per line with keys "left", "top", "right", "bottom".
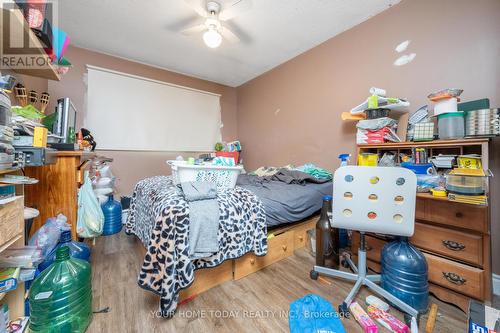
{"left": 234, "top": 229, "right": 294, "bottom": 280}
{"left": 425, "top": 253, "right": 484, "bottom": 299}
{"left": 412, "top": 223, "right": 483, "bottom": 266}
{"left": 0, "top": 197, "right": 24, "bottom": 247}
{"left": 416, "top": 198, "right": 488, "bottom": 233}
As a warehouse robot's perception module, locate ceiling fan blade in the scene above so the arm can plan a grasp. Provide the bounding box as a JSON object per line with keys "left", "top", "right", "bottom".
{"left": 181, "top": 24, "right": 206, "bottom": 35}
{"left": 166, "top": 15, "right": 203, "bottom": 32}
{"left": 183, "top": 0, "right": 208, "bottom": 18}
{"left": 220, "top": 26, "right": 240, "bottom": 43}
{"left": 219, "top": 0, "right": 252, "bottom": 21}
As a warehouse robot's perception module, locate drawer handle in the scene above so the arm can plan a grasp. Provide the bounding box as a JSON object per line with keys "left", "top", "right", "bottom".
{"left": 455, "top": 212, "right": 464, "bottom": 218}
{"left": 298, "top": 236, "right": 304, "bottom": 242}
{"left": 442, "top": 272, "right": 467, "bottom": 285}
{"left": 365, "top": 244, "right": 373, "bottom": 251}
{"left": 442, "top": 240, "right": 466, "bottom": 251}
{"left": 282, "top": 245, "right": 288, "bottom": 252}
{"left": 250, "top": 258, "right": 255, "bottom": 265}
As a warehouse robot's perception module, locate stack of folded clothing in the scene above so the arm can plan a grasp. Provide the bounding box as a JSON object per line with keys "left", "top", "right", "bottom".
{"left": 356, "top": 117, "right": 400, "bottom": 144}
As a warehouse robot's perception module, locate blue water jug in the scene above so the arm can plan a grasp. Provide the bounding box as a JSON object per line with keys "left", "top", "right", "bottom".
{"left": 38, "top": 230, "right": 91, "bottom": 271}
{"left": 102, "top": 195, "right": 122, "bottom": 235}
{"left": 381, "top": 237, "right": 429, "bottom": 313}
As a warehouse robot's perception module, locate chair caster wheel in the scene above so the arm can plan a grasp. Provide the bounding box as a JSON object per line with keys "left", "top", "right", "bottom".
{"left": 338, "top": 302, "right": 350, "bottom": 318}
{"left": 310, "top": 270, "right": 318, "bottom": 280}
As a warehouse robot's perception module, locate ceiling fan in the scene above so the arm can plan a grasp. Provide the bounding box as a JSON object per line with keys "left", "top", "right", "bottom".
{"left": 180, "top": 0, "right": 252, "bottom": 48}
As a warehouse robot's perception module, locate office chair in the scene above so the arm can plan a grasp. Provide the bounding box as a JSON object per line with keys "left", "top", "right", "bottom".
{"left": 310, "top": 166, "right": 419, "bottom": 331}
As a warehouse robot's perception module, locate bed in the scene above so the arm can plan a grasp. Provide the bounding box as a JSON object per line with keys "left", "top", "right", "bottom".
{"left": 236, "top": 174, "right": 333, "bottom": 227}
{"left": 125, "top": 172, "right": 332, "bottom": 316}
{"left": 125, "top": 176, "right": 268, "bottom": 316}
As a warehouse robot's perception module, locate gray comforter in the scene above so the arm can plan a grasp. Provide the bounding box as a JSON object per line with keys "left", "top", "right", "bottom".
{"left": 237, "top": 174, "right": 333, "bottom": 227}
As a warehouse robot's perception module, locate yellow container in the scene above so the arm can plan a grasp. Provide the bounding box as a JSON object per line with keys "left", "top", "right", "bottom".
{"left": 457, "top": 155, "right": 482, "bottom": 170}
{"left": 33, "top": 126, "right": 48, "bottom": 147}
{"left": 358, "top": 153, "right": 378, "bottom": 166}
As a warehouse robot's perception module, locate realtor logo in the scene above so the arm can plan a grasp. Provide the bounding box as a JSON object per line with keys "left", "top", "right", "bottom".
{"left": 1, "top": 1, "right": 57, "bottom": 70}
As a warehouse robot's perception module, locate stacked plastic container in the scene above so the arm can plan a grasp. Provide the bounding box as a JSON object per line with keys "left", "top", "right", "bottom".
{"left": 102, "top": 195, "right": 122, "bottom": 235}
{"left": 91, "top": 159, "right": 116, "bottom": 205}
{"left": 430, "top": 88, "right": 465, "bottom": 139}
{"left": 29, "top": 246, "right": 92, "bottom": 333}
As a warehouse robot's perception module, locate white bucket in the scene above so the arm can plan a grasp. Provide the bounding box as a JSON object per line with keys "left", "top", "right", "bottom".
{"left": 433, "top": 97, "right": 458, "bottom": 116}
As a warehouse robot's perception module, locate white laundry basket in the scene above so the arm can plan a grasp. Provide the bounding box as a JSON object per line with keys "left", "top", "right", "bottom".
{"left": 167, "top": 160, "right": 243, "bottom": 189}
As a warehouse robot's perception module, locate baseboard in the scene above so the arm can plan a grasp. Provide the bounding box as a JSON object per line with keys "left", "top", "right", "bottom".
{"left": 493, "top": 274, "right": 500, "bottom": 296}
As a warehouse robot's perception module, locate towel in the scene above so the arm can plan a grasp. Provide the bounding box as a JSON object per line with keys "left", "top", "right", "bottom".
{"left": 180, "top": 181, "right": 219, "bottom": 259}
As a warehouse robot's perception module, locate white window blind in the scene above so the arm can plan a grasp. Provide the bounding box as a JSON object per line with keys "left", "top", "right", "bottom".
{"left": 85, "top": 65, "right": 222, "bottom": 151}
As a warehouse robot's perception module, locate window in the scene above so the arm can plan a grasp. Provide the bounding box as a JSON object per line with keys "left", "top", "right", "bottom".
{"left": 85, "top": 65, "right": 222, "bottom": 151}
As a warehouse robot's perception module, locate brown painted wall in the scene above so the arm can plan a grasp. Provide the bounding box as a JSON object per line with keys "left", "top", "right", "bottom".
{"left": 236, "top": 0, "right": 500, "bottom": 273}
{"left": 45, "top": 46, "right": 238, "bottom": 194}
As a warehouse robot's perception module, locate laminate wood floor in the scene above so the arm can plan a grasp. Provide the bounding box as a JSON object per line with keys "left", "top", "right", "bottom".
{"left": 87, "top": 231, "right": 474, "bottom": 332}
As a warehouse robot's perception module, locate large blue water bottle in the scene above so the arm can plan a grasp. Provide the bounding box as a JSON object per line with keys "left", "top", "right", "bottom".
{"left": 102, "top": 195, "right": 122, "bottom": 235}
{"left": 381, "top": 237, "right": 429, "bottom": 313}
{"left": 38, "top": 230, "right": 91, "bottom": 271}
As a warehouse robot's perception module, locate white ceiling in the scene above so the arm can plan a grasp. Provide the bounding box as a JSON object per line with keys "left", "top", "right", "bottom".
{"left": 58, "top": 0, "right": 400, "bottom": 87}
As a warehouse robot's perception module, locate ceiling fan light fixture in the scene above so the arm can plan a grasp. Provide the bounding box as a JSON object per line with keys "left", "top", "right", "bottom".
{"left": 203, "top": 28, "right": 222, "bottom": 48}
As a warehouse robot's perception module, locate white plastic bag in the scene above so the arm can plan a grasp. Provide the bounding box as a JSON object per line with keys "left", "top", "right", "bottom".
{"left": 77, "top": 171, "right": 104, "bottom": 238}
{"left": 28, "top": 214, "right": 70, "bottom": 257}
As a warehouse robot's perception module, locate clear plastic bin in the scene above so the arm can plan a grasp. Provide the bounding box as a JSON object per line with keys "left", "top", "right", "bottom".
{"left": 438, "top": 112, "right": 464, "bottom": 139}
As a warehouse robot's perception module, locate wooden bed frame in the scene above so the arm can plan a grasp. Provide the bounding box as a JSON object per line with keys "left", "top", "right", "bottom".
{"left": 178, "top": 216, "right": 317, "bottom": 301}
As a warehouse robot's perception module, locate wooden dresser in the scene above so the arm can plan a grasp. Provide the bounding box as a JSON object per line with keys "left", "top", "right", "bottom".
{"left": 24, "top": 151, "right": 95, "bottom": 239}
{"left": 353, "top": 139, "right": 492, "bottom": 312}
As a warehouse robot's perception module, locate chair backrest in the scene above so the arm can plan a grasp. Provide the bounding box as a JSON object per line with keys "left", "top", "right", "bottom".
{"left": 331, "top": 166, "right": 417, "bottom": 237}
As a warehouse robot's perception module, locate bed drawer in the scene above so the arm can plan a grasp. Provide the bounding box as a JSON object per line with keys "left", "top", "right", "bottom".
{"left": 425, "top": 253, "right": 484, "bottom": 299}
{"left": 293, "top": 220, "right": 316, "bottom": 250}
{"left": 0, "top": 197, "right": 24, "bottom": 247}
{"left": 416, "top": 198, "right": 488, "bottom": 233}
{"left": 412, "top": 223, "right": 483, "bottom": 266}
{"left": 234, "top": 229, "right": 294, "bottom": 280}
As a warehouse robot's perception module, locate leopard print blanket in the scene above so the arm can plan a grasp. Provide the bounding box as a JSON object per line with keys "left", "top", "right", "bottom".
{"left": 125, "top": 176, "right": 268, "bottom": 316}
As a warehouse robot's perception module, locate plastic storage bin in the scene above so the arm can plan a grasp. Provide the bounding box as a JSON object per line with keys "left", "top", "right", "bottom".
{"left": 29, "top": 246, "right": 92, "bottom": 333}
{"left": 401, "top": 162, "right": 434, "bottom": 175}
{"left": 37, "top": 230, "right": 91, "bottom": 271}
{"left": 167, "top": 160, "right": 243, "bottom": 189}
{"left": 102, "top": 195, "right": 122, "bottom": 235}
{"left": 381, "top": 237, "right": 429, "bottom": 313}
{"left": 358, "top": 153, "right": 378, "bottom": 166}
{"left": 446, "top": 174, "right": 487, "bottom": 195}
{"left": 438, "top": 112, "right": 464, "bottom": 139}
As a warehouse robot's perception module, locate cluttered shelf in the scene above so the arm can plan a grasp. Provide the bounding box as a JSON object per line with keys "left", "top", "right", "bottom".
{"left": 0, "top": 168, "right": 20, "bottom": 175}
{"left": 350, "top": 87, "right": 495, "bottom": 308}
{"left": 0, "top": 8, "right": 60, "bottom": 81}
{"left": 0, "top": 233, "right": 23, "bottom": 255}
{"left": 357, "top": 138, "right": 489, "bottom": 149}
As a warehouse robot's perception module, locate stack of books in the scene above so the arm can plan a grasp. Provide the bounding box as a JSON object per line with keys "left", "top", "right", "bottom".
{"left": 0, "top": 267, "right": 20, "bottom": 294}
{"left": 448, "top": 193, "right": 487, "bottom": 206}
